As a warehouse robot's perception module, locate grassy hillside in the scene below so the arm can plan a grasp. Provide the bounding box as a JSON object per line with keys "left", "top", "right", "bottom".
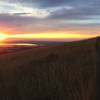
{"left": 0, "top": 37, "right": 99, "bottom": 100}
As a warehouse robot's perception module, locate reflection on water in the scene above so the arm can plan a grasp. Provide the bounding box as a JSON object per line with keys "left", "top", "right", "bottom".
{"left": 0, "top": 43, "right": 38, "bottom": 47}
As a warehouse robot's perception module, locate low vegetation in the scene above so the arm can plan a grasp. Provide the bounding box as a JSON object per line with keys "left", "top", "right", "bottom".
{"left": 0, "top": 37, "right": 99, "bottom": 100}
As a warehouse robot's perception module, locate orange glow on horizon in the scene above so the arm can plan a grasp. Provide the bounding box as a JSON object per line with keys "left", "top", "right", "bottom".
{"left": 0, "top": 32, "right": 9, "bottom": 42}
{"left": 9, "top": 33, "right": 98, "bottom": 40}
{"left": 0, "top": 32, "right": 98, "bottom": 41}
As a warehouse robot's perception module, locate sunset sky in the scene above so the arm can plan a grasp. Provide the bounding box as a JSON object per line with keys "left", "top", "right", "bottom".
{"left": 0, "top": 0, "right": 99, "bottom": 41}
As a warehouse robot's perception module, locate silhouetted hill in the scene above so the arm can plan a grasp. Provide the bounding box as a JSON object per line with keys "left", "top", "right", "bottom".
{"left": 0, "top": 37, "right": 99, "bottom": 100}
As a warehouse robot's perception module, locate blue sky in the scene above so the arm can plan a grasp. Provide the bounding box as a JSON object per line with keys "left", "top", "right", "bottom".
{"left": 0, "top": 0, "right": 99, "bottom": 41}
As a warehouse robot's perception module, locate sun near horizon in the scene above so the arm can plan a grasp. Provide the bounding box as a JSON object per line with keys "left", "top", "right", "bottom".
{"left": 0, "top": 32, "right": 9, "bottom": 42}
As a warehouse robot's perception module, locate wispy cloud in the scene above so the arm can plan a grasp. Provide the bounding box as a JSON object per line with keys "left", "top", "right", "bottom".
{"left": 0, "top": 0, "right": 99, "bottom": 40}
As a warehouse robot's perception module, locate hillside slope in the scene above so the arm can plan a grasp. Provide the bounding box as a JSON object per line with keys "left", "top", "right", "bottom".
{"left": 0, "top": 37, "right": 99, "bottom": 100}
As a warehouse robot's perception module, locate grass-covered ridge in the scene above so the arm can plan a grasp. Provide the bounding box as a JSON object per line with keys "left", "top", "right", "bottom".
{"left": 0, "top": 37, "right": 99, "bottom": 100}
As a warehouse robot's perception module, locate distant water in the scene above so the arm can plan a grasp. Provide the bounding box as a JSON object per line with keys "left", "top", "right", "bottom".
{"left": 0, "top": 43, "right": 38, "bottom": 47}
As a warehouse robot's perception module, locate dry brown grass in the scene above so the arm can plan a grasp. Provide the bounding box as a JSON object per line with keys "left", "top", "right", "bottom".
{"left": 0, "top": 37, "right": 98, "bottom": 100}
